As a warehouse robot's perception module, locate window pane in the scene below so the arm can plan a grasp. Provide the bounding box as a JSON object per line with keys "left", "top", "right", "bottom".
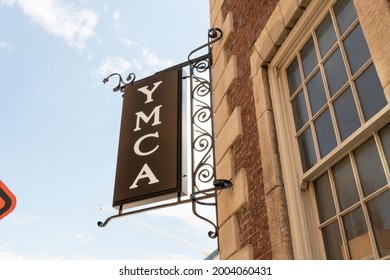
{"left": 333, "top": 87, "right": 360, "bottom": 141}
{"left": 307, "top": 70, "right": 327, "bottom": 115}
{"left": 333, "top": 0, "right": 358, "bottom": 35}
{"left": 292, "top": 90, "right": 309, "bottom": 132}
{"left": 298, "top": 127, "right": 317, "bottom": 172}
{"left": 322, "top": 221, "right": 344, "bottom": 259}
{"left": 314, "top": 172, "right": 336, "bottom": 223}
{"left": 287, "top": 57, "right": 302, "bottom": 95}
{"left": 379, "top": 123, "right": 390, "bottom": 166}
{"left": 355, "top": 64, "right": 387, "bottom": 121}
{"left": 300, "top": 36, "right": 318, "bottom": 78}
{"left": 323, "top": 48, "right": 348, "bottom": 97}
{"left": 316, "top": 13, "right": 337, "bottom": 57}
{"left": 314, "top": 109, "right": 337, "bottom": 158}
{"left": 344, "top": 24, "right": 371, "bottom": 74}
{"left": 332, "top": 156, "right": 359, "bottom": 211}
{"left": 354, "top": 137, "right": 387, "bottom": 196}
{"left": 367, "top": 191, "right": 390, "bottom": 258}
{"left": 343, "top": 207, "right": 373, "bottom": 259}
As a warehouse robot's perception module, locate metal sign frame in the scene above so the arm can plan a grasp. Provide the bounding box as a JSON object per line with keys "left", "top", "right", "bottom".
{"left": 98, "top": 28, "right": 232, "bottom": 239}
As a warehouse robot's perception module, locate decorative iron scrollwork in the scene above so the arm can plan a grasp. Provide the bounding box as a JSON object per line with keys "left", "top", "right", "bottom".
{"left": 187, "top": 27, "right": 225, "bottom": 239}
{"left": 102, "top": 72, "right": 136, "bottom": 93}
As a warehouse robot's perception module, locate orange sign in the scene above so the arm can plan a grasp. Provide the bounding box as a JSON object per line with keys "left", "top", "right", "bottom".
{"left": 0, "top": 180, "right": 17, "bottom": 220}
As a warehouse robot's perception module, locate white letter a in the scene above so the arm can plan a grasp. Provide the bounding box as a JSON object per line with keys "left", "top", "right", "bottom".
{"left": 129, "top": 163, "right": 159, "bottom": 189}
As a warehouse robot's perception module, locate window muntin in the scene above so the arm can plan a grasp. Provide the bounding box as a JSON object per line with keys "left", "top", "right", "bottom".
{"left": 286, "top": 0, "right": 387, "bottom": 173}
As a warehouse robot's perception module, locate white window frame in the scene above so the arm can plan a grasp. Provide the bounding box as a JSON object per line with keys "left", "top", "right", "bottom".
{"left": 268, "top": 0, "right": 390, "bottom": 259}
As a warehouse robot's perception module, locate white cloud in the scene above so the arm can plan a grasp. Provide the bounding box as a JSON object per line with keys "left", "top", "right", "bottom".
{"left": 0, "top": 251, "right": 26, "bottom": 260}
{"left": 0, "top": 243, "right": 26, "bottom": 260}
{"left": 120, "top": 38, "right": 134, "bottom": 48}
{"left": 94, "top": 56, "right": 146, "bottom": 80}
{"left": 5, "top": 211, "right": 44, "bottom": 224}
{"left": 0, "top": 0, "right": 16, "bottom": 5}
{"left": 74, "top": 233, "right": 95, "bottom": 245}
{"left": 142, "top": 47, "right": 173, "bottom": 69}
{"left": 2, "top": 0, "right": 98, "bottom": 50}
{"left": 95, "top": 56, "right": 131, "bottom": 77}
{"left": 93, "top": 49, "right": 174, "bottom": 80}
{"left": 0, "top": 41, "right": 12, "bottom": 50}
{"left": 113, "top": 10, "right": 122, "bottom": 32}
{"left": 113, "top": 10, "right": 121, "bottom": 22}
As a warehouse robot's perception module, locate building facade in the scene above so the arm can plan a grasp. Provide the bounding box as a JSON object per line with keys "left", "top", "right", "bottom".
{"left": 210, "top": 0, "right": 390, "bottom": 259}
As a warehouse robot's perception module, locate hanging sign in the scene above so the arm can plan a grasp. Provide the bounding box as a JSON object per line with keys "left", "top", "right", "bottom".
{"left": 112, "top": 69, "right": 185, "bottom": 209}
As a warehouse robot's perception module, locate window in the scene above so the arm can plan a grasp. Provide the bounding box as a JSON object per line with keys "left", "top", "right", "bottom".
{"left": 286, "top": 0, "right": 387, "bottom": 173}
{"left": 314, "top": 124, "right": 390, "bottom": 259}
{"left": 270, "top": 0, "right": 389, "bottom": 259}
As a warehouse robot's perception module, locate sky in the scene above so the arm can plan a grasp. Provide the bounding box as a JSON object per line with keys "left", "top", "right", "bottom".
{"left": 0, "top": 0, "right": 218, "bottom": 260}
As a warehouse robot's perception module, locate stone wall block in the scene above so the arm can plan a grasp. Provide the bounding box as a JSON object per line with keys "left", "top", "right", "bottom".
{"left": 218, "top": 215, "right": 241, "bottom": 259}
{"left": 215, "top": 106, "right": 242, "bottom": 163}
{"left": 217, "top": 168, "right": 248, "bottom": 225}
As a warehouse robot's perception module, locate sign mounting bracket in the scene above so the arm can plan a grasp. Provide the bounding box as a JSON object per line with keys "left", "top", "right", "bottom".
{"left": 98, "top": 28, "right": 232, "bottom": 239}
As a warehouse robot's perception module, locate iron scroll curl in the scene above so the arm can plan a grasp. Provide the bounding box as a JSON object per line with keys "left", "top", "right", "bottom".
{"left": 102, "top": 72, "right": 136, "bottom": 93}
{"left": 188, "top": 27, "right": 223, "bottom": 63}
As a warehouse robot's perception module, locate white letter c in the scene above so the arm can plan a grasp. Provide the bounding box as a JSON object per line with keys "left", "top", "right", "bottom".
{"left": 134, "top": 132, "right": 159, "bottom": 156}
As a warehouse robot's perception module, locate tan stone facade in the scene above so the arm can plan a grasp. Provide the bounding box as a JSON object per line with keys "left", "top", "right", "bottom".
{"left": 210, "top": 0, "right": 390, "bottom": 260}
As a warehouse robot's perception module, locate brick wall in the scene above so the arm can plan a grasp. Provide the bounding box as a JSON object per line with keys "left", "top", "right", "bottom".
{"left": 219, "top": 0, "right": 277, "bottom": 260}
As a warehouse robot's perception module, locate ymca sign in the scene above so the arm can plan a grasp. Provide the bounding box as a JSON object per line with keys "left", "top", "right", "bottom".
{"left": 112, "top": 69, "right": 186, "bottom": 209}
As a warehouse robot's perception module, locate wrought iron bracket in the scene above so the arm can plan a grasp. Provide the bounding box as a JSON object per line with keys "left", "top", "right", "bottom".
{"left": 98, "top": 180, "right": 232, "bottom": 238}
{"left": 190, "top": 180, "right": 232, "bottom": 238}
{"left": 98, "top": 28, "right": 231, "bottom": 239}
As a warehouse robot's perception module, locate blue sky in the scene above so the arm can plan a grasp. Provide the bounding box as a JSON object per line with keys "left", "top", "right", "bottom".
{"left": 0, "top": 0, "right": 217, "bottom": 260}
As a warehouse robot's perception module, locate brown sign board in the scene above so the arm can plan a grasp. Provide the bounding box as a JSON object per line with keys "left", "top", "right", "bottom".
{"left": 112, "top": 69, "right": 187, "bottom": 209}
